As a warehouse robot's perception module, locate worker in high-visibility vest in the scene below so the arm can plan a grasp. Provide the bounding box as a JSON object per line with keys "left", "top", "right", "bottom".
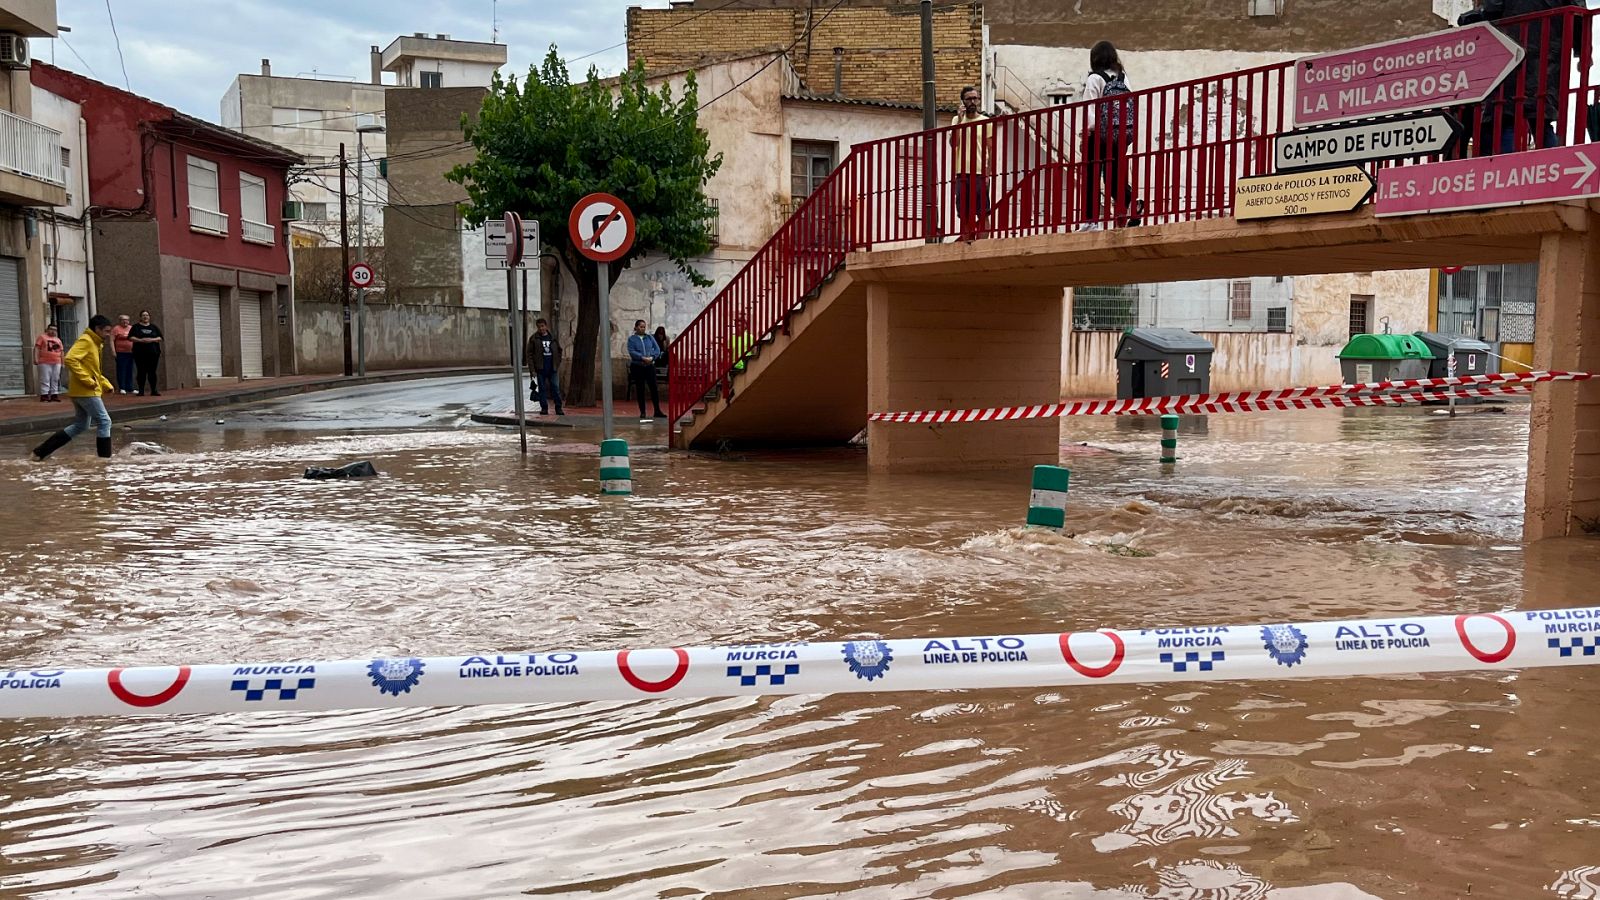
{"left": 730, "top": 317, "right": 754, "bottom": 372}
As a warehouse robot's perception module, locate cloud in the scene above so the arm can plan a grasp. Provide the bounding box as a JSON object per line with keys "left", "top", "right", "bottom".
{"left": 48, "top": 0, "right": 637, "bottom": 118}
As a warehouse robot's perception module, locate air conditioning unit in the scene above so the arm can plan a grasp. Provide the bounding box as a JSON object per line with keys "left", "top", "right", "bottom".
{"left": 282, "top": 200, "right": 304, "bottom": 221}
{"left": 0, "top": 34, "right": 30, "bottom": 68}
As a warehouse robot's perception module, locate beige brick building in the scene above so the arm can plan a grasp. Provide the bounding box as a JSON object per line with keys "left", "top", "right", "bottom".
{"left": 626, "top": 2, "right": 983, "bottom": 107}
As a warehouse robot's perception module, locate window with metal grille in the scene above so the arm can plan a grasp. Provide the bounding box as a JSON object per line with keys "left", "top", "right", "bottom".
{"left": 894, "top": 142, "right": 923, "bottom": 223}
{"left": 1266, "top": 307, "right": 1287, "bottom": 332}
{"left": 1073, "top": 285, "right": 1140, "bottom": 331}
{"left": 1349, "top": 294, "right": 1374, "bottom": 337}
{"left": 704, "top": 198, "right": 720, "bottom": 246}
{"left": 1228, "top": 280, "right": 1253, "bottom": 320}
{"left": 791, "top": 140, "right": 836, "bottom": 204}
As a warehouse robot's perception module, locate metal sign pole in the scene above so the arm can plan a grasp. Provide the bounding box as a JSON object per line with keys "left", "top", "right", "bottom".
{"left": 509, "top": 267, "right": 528, "bottom": 454}
{"left": 597, "top": 261, "right": 616, "bottom": 440}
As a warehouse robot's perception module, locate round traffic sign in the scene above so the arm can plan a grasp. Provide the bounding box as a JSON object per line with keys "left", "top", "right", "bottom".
{"left": 503, "top": 211, "right": 525, "bottom": 269}
{"left": 348, "top": 262, "right": 376, "bottom": 288}
{"left": 569, "top": 193, "right": 636, "bottom": 263}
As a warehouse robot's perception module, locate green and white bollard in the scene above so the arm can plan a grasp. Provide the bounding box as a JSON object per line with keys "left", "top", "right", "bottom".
{"left": 1160, "top": 414, "right": 1179, "bottom": 465}
{"left": 600, "top": 438, "right": 632, "bottom": 496}
{"left": 1026, "top": 465, "right": 1071, "bottom": 532}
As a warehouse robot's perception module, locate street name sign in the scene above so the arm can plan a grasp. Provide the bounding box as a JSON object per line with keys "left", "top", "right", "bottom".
{"left": 1235, "top": 166, "right": 1375, "bottom": 221}
{"left": 1294, "top": 23, "right": 1522, "bottom": 127}
{"left": 1275, "top": 113, "right": 1460, "bottom": 172}
{"left": 570, "top": 193, "right": 636, "bottom": 264}
{"left": 484, "top": 217, "right": 541, "bottom": 269}
{"left": 1375, "top": 144, "right": 1600, "bottom": 216}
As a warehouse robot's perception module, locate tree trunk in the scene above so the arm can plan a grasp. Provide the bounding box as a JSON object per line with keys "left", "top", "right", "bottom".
{"left": 567, "top": 254, "right": 601, "bottom": 407}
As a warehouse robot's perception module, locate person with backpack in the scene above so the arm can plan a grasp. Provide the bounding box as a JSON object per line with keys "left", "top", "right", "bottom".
{"left": 1079, "top": 41, "right": 1145, "bottom": 231}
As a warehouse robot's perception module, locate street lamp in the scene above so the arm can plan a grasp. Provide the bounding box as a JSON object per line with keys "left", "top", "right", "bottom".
{"left": 355, "top": 115, "right": 385, "bottom": 377}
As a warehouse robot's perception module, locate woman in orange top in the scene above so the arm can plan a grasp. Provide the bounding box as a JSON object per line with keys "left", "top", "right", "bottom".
{"left": 111, "top": 314, "right": 135, "bottom": 394}
{"left": 33, "top": 323, "right": 64, "bottom": 402}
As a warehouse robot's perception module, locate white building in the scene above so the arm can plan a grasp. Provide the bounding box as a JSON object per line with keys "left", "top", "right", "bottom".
{"left": 28, "top": 82, "right": 92, "bottom": 337}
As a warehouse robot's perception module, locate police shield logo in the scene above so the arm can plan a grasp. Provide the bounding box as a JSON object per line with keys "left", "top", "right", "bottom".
{"left": 1261, "top": 625, "right": 1309, "bottom": 667}
{"left": 843, "top": 640, "right": 892, "bottom": 681}
{"left": 368, "top": 658, "right": 426, "bottom": 696}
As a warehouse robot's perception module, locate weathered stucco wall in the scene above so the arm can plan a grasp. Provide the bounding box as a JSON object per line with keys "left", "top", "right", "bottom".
{"left": 296, "top": 301, "right": 522, "bottom": 373}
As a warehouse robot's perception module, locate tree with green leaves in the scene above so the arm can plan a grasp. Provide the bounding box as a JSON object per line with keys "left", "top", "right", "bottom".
{"left": 448, "top": 48, "right": 722, "bottom": 406}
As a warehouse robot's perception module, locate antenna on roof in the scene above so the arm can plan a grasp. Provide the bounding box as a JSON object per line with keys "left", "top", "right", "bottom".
{"left": 492, "top": 0, "right": 499, "bottom": 43}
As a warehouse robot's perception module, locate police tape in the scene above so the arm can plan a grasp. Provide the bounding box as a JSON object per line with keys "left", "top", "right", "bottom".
{"left": 868, "top": 370, "right": 1591, "bottom": 424}
{"left": 2, "top": 607, "right": 1597, "bottom": 719}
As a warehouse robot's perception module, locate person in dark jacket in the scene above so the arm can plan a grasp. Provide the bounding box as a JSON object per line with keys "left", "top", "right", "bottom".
{"left": 526, "top": 318, "right": 563, "bottom": 416}
{"left": 1460, "top": 0, "right": 1587, "bottom": 154}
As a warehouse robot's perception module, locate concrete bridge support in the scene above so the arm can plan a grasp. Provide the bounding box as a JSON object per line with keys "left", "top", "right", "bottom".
{"left": 1527, "top": 216, "right": 1600, "bottom": 540}
{"left": 866, "top": 283, "right": 1063, "bottom": 471}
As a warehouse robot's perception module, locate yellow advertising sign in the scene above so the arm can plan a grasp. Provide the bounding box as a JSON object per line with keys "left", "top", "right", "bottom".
{"left": 1235, "top": 166, "right": 1375, "bottom": 221}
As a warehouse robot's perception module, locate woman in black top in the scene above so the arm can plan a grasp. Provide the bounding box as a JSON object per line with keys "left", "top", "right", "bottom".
{"left": 129, "top": 310, "right": 163, "bottom": 396}
{"left": 653, "top": 326, "right": 670, "bottom": 370}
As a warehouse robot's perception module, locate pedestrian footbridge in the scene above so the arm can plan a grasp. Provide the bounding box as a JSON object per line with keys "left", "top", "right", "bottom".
{"left": 667, "top": 7, "right": 1600, "bottom": 541}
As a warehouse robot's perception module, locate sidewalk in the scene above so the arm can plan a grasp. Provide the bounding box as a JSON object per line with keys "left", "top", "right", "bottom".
{"left": 0, "top": 367, "right": 508, "bottom": 437}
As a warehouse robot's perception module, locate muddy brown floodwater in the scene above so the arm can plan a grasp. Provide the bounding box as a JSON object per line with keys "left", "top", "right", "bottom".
{"left": 0, "top": 397, "right": 1596, "bottom": 900}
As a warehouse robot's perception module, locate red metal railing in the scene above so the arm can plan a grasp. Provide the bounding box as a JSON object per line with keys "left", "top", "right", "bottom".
{"left": 668, "top": 7, "right": 1595, "bottom": 428}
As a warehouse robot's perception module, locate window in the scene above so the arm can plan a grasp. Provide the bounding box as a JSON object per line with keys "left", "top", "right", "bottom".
{"left": 59, "top": 146, "right": 70, "bottom": 169}
{"left": 419, "top": 70, "right": 443, "bottom": 89}
{"left": 703, "top": 198, "right": 720, "bottom": 246}
{"left": 269, "top": 107, "right": 331, "bottom": 128}
{"left": 301, "top": 201, "right": 329, "bottom": 222}
{"left": 791, "top": 140, "right": 836, "bottom": 204}
{"left": 1266, "top": 307, "right": 1288, "bottom": 333}
{"left": 240, "top": 173, "right": 274, "bottom": 245}
{"left": 1349, "top": 294, "right": 1374, "bottom": 337}
{"left": 187, "top": 156, "right": 227, "bottom": 235}
{"left": 1228, "top": 280, "right": 1253, "bottom": 321}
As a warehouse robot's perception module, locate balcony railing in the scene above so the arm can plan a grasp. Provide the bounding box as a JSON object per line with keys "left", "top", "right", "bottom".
{"left": 0, "top": 108, "right": 66, "bottom": 187}
{"left": 241, "top": 218, "right": 276, "bottom": 245}
{"left": 189, "top": 206, "right": 229, "bottom": 236}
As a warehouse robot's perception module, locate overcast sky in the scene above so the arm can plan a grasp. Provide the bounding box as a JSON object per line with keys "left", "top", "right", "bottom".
{"left": 45, "top": 0, "right": 640, "bottom": 119}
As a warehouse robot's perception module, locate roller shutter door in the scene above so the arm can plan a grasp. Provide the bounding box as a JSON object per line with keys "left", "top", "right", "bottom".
{"left": 193, "top": 285, "right": 223, "bottom": 378}
{"left": 0, "top": 258, "right": 25, "bottom": 395}
{"left": 240, "top": 291, "right": 264, "bottom": 378}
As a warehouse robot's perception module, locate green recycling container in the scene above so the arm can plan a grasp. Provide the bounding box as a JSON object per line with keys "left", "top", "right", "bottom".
{"left": 1337, "top": 334, "right": 1431, "bottom": 385}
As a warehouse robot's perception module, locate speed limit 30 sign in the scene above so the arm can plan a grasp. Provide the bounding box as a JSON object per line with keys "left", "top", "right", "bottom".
{"left": 348, "top": 262, "right": 376, "bottom": 288}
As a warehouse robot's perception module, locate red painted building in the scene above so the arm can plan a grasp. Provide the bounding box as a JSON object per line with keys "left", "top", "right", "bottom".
{"left": 30, "top": 63, "right": 302, "bottom": 390}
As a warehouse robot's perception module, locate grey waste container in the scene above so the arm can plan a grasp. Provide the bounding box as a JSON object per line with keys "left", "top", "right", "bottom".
{"left": 1413, "top": 332, "right": 1494, "bottom": 379}
{"left": 1336, "top": 334, "right": 1431, "bottom": 384}
{"left": 1115, "top": 328, "right": 1214, "bottom": 399}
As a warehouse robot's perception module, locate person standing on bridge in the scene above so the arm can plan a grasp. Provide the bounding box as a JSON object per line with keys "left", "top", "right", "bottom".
{"left": 1080, "top": 41, "right": 1144, "bottom": 232}
{"left": 949, "top": 86, "right": 994, "bottom": 241}
{"left": 628, "top": 319, "right": 665, "bottom": 424}
{"left": 1460, "top": 0, "right": 1587, "bottom": 154}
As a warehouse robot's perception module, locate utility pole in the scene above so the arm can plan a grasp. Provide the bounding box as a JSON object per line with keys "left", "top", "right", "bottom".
{"left": 921, "top": 0, "right": 937, "bottom": 243}
{"left": 339, "top": 142, "right": 353, "bottom": 377}
{"left": 354, "top": 118, "right": 386, "bottom": 377}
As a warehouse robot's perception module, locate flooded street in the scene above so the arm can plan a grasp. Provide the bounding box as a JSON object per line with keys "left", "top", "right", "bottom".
{"left": 0, "top": 376, "right": 1596, "bottom": 900}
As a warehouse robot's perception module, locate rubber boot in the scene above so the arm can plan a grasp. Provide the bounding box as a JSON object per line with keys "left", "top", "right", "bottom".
{"left": 96, "top": 436, "right": 113, "bottom": 459}
{"left": 31, "top": 430, "right": 72, "bottom": 461}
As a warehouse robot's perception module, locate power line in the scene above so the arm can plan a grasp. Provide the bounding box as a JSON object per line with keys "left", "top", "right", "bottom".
{"left": 56, "top": 35, "right": 100, "bottom": 80}
{"left": 103, "top": 0, "right": 130, "bottom": 90}
{"left": 566, "top": 0, "right": 751, "bottom": 66}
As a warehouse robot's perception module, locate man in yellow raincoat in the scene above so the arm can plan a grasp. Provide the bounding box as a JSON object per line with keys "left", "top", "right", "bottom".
{"left": 32, "top": 314, "right": 117, "bottom": 460}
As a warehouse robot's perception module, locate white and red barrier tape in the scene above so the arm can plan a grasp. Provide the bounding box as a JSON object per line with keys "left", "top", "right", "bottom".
{"left": 869, "top": 370, "right": 1592, "bottom": 424}
{"left": 1, "top": 607, "right": 1596, "bottom": 719}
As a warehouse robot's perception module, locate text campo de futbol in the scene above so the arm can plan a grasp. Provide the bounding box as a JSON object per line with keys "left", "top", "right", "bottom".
{"left": 1301, "top": 37, "right": 1479, "bottom": 110}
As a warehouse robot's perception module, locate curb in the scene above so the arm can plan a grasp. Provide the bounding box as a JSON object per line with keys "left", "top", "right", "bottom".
{"left": 0, "top": 367, "right": 510, "bottom": 437}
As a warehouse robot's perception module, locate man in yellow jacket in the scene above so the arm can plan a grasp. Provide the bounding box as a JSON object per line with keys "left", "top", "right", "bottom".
{"left": 32, "top": 314, "right": 117, "bottom": 460}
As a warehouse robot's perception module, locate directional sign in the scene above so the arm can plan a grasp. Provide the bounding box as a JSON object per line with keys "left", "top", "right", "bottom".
{"left": 1275, "top": 113, "right": 1460, "bottom": 173}
{"left": 569, "top": 193, "right": 635, "bottom": 263}
{"left": 484, "top": 218, "right": 540, "bottom": 269}
{"left": 347, "top": 262, "right": 375, "bottom": 288}
{"left": 1294, "top": 23, "right": 1523, "bottom": 127}
{"left": 1375, "top": 144, "right": 1600, "bottom": 217}
{"left": 1235, "top": 166, "right": 1375, "bottom": 221}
